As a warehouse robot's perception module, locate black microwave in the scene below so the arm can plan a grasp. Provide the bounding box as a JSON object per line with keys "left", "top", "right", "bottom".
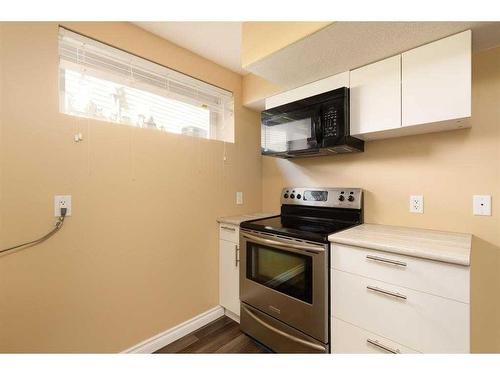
{"left": 261, "top": 87, "right": 364, "bottom": 158}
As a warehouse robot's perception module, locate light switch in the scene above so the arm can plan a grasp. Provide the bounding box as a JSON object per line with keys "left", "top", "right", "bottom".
{"left": 236, "top": 192, "right": 243, "bottom": 205}
{"left": 473, "top": 195, "right": 491, "bottom": 216}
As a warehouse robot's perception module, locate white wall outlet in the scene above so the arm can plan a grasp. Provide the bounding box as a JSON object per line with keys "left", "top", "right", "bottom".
{"left": 473, "top": 195, "right": 491, "bottom": 216}
{"left": 54, "top": 195, "right": 72, "bottom": 216}
{"left": 409, "top": 195, "right": 424, "bottom": 214}
{"left": 236, "top": 192, "right": 243, "bottom": 205}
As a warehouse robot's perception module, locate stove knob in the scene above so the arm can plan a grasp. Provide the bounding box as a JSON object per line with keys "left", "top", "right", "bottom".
{"left": 284, "top": 193, "right": 289, "bottom": 199}
{"left": 296, "top": 194, "right": 302, "bottom": 199}
{"left": 338, "top": 195, "right": 345, "bottom": 202}
{"left": 290, "top": 194, "right": 295, "bottom": 199}
{"left": 348, "top": 195, "right": 355, "bottom": 202}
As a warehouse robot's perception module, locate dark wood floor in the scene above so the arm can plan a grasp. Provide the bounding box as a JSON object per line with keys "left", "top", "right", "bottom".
{"left": 154, "top": 316, "right": 270, "bottom": 353}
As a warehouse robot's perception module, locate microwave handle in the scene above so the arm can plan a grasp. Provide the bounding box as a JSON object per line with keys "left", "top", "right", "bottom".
{"left": 312, "top": 113, "right": 322, "bottom": 145}
{"left": 308, "top": 113, "right": 322, "bottom": 146}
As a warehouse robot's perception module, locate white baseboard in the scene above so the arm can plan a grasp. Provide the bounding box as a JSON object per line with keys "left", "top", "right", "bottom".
{"left": 224, "top": 309, "right": 240, "bottom": 323}
{"left": 123, "top": 306, "right": 224, "bottom": 353}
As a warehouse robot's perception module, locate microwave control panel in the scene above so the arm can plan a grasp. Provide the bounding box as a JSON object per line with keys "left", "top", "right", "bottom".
{"left": 322, "top": 98, "right": 345, "bottom": 141}
{"left": 322, "top": 107, "right": 338, "bottom": 138}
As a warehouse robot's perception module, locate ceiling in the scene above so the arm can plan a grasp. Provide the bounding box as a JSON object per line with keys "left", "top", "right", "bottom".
{"left": 245, "top": 22, "right": 500, "bottom": 89}
{"left": 134, "top": 22, "right": 244, "bottom": 74}
{"left": 134, "top": 21, "right": 500, "bottom": 94}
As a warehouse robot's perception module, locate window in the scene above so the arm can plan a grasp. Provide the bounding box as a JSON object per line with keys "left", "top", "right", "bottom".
{"left": 246, "top": 242, "right": 312, "bottom": 304}
{"left": 58, "top": 27, "right": 234, "bottom": 142}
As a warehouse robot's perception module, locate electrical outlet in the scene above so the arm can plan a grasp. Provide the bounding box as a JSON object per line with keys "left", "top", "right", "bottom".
{"left": 409, "top": 195, "right": 424, "bottom": 214}
{"left": 473, "top": 195, "right": 491, "bottom": 216}
{"left": 54, "top": 195, "right": 72, "bottom": 216}
{"left": 236, "top": 192, "right": 243, "bottom": 205}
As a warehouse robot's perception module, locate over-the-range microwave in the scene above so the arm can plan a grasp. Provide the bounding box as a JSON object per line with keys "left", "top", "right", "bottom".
{"left": 261, "top": 87, "right": 364, "bottom": 158}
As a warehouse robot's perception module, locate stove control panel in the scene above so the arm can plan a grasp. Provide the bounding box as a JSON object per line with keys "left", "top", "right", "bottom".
{"left": 281, "top": 187, "right": 363, "bottom": 210}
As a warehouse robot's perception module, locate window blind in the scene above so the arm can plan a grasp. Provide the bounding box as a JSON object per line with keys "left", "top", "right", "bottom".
{"left": 58, "top": 27, "right": 234, "bottom": 141}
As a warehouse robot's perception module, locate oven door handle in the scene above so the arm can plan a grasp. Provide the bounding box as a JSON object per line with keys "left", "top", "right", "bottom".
{"left": 243, "top": 306, "right": 326, "bottom": 352}
{"left": 241, "top": 232, "right": 324, "bottom": 253}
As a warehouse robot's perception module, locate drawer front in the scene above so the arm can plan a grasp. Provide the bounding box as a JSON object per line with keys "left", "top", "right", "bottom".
{"left": 332, "top": 269, "right": 470, "bottom": 353}
{"left": 332, "top": 318, "right": 420, "bottom": 354}
{"left": 332, "top": 244, "right": 469, "bottom": 303}
{"left": 219, "top": 224, "right": 239, "bottom": 243}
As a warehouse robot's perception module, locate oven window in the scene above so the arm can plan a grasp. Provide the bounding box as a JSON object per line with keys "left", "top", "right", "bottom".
{"left": 246, "top": 243, "right": 313, "bottom": 304}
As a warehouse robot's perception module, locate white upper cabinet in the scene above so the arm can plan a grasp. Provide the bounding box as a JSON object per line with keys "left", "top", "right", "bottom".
{"left": 402, "top": 30, "right": 471, "bottom": 127}
{"left": 263, "top": 30, "right": 472, "bottom": 141}
{"left": 265, "top": 71, "right": 349, "bottom": 110}
{"left": 349, "top": 55, "right": 401, "bottom": 137}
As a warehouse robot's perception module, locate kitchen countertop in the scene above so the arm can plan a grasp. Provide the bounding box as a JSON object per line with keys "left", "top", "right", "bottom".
{"left": 329, "top": 223, "right": 472, "bottom": 266}
{"left": 217, "top": 212, "right": 277, "bottom": 226}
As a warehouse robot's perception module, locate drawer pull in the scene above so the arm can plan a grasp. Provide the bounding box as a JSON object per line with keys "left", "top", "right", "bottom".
{"left": 366, "top": 255, "right": 407, "bottom": 267}
{"left": 221, "top": 226, "right": 236, "bottom": 232}
{"left": 367, "top": 285, "right": 407, "bottom": 300}
{"left": 366, "top": 338, "right": 400, "bottom": 354}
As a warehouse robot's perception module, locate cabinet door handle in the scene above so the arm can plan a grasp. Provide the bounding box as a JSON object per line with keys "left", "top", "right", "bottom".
{"left": 366, "top": 255, "right": 407, "bottom": 267}
{"left": 235, "top": 245, "right": 239, "bottom": 267}
{"left": 367, "top": 285, "right": 407, "bottom": 300}
{"left": 221, "top": 226, "right": 236, "bottom": 231}
{"left": 366, "top": 338, "right": 400, "bottom": 354}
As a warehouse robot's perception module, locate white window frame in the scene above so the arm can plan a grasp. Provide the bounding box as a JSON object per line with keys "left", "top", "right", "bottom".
{"left": 58, "top": 27, "right": 234, "bottom": 142}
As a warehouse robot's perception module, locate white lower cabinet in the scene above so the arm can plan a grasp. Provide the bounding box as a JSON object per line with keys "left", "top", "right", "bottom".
{"left": 219, "top": 233, "right": 240, "bottom": 317}
{"left": 331, "top": 243, "right": 471, "bottom": 354}
{"left": 332, "top": 270, "right": 469, "bottom": 353}
{"left": 332, "top": 318, "right": 420, "bottom": 354}
{"left": 332, "top": 244, "right": 470, "bottom": 303}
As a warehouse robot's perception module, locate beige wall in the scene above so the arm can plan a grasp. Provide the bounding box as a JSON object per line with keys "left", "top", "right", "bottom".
{"left": 1, "top": 21, "right": 499, "bottom": 354}
{"left": 0, "top": 22, "right": 262, "bottom": 352}
{"left": 262, "top": 46, "right": 500, "bottom": 353}
{"left": 241, "top": 22, "right": 331, "bottom": 67}
{"left": 242, "top": 73, "right": 281, "bottom": 109}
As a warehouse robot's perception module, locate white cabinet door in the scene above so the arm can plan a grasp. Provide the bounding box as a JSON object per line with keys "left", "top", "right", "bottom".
{"left": 402, "top": 30, "right": 471, "bottom": 127}
{"left": 349, "top": 55, "right": 401, "bottom": 136}
{"left": 265, "top": 71, "right": 349, "bottom": 109}
{"left": 219, "top": 239, "right": 240, "bottom": 316}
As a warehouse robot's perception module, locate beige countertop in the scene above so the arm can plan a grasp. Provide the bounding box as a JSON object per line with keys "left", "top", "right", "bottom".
{"left": 329, "top": 223, "right": 472, "bottom": 266}
{"left": 217, "top": 212, "right": 277, "bottom": 226}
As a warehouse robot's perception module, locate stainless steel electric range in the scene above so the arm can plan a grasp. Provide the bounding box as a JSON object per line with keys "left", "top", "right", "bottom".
{"left": 239, "top": 187, "right": 363, "bottom": 353}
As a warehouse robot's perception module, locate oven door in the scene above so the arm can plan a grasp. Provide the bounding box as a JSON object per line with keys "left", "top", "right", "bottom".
{"left": 239, "top": 229, "right": 329, "bottom": 343}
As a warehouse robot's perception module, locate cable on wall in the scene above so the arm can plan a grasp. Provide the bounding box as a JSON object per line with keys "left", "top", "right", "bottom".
{"left": 0, "top": 208, "right": 67, "bottom": 255}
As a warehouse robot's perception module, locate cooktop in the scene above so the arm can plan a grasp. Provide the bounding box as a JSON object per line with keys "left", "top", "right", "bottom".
{"left": 241, "top": 187, "right": 363, "bottom": 244}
